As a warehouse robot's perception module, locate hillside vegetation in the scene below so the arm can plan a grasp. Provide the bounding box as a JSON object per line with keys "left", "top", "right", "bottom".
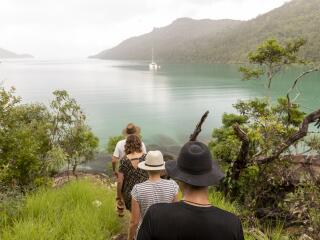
{"left": 92, "top": 0, "right": 320, "bottom": 63}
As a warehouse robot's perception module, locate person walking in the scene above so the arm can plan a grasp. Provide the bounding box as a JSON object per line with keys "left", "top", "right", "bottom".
{"left": 128, "top": 150, "right": 179, "bottom": 240}
{"left": 117, "top": 134, "right": 148, "bottom": 215}
{"left": 137, "top": 141, "right": 244, "bottom": 240}
{"left": 112, "top": 123, "right": 147, "bottom": 216}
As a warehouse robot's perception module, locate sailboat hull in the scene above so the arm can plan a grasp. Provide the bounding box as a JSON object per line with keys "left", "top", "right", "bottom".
{"left": 149, "top": 63, "right": 158, "bottom": 70}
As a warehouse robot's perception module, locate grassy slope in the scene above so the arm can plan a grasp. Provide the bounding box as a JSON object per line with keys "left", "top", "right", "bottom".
{"left": 1, "top": 179, "right": 288, "bottom": 240}
{"left": 1, "top": 180, "right": 122, "bottom": 240}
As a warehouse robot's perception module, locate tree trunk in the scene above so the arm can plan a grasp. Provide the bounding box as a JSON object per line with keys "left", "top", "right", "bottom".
{"left": 189, "top": 111, "right": 209, "bottom": 141}
{"left": 231, "top": 123, "right": 250, "bottom": 181}
{"left": 267, "top": 65, "right": 273, "bottom": 89}
{"left": 67, "top": 160, "right": 70, "bottom": 180}
{"left": 72, "top": 164, "right": 77, "bottom": 177}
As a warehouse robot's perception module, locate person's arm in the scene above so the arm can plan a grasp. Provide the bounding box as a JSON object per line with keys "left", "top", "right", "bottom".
{"left": 117, "top": 172, "right": 124, "bottom": 200}
{"left": 112, "top": 156, "right": 119, "bottom": 177}
{"left": 112, "top": 142, "right": 121, "bottom": 177}
{"left": 136, "top": 208, "right": 153, "bottom": 240}
{"left": 173, "top": 194, "right": 179, "bottom": 202}
{"left": 128, "top": 198, "right": 140, "bottom": 240}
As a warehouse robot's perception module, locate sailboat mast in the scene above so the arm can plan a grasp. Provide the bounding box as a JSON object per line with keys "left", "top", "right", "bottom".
{"left": 151, "top": 47, "right": 154, "bottom": 63}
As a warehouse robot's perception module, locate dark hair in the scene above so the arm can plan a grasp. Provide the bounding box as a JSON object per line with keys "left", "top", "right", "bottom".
{"left": 125, "top": 135, "right": 142, "bottom": 155}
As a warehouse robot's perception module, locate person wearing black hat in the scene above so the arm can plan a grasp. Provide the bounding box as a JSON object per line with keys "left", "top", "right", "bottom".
{"left": 137, "top": 141, "right": 244, "bottom": 240}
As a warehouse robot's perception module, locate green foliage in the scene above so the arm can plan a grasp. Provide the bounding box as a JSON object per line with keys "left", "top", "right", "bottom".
{"left": 0, "top": 189, "right": 23, "bottom": 231}
{"left": 210, "top": 98, "right": 307, "bottom": 216}
{"left": 211, "top": 98, "right": 305, "bottom": 164}
{"left": 244, "top": 222, "right": 288, "bottom": 240}
{"left": 210, "top": 126, "right": 241, "bottom": 164}
{"left": 239, "top": 38, "right": 306, "bottom": 88}
{"left": 305, "top": 134, "right": 320, "bottom": 154}
{"left": 209, "top": 190, "right": 239, "bottom": 214}
{"left": 0, "top": 87, "right": 52, "bottom": 189}
{"left": 208, "top": 191, "right": 289, "bottom": 240}
{"left": 280, "top": 175, "right": 320, "bottom": 239}
{"left": 210, "top": 97, "right": 320, "bottom": 237}
{"left": 239, "top": 67, "right": 264, "bottom": 81}
{"left": 0, "top": 87, "right": 98, "bottom": 191}
{"left": 0, "top": 180, "right": 122, "bottom": 240}
{"left": 106, "top": 135, "right": 124, "bottom": 154}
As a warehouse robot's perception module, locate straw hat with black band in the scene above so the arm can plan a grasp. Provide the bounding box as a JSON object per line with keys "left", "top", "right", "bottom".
{"left": 165, "top": 141, "right": 224, "bottom": 187}
{"left": 138, "top": 150, "right": 165, "bottom": 171}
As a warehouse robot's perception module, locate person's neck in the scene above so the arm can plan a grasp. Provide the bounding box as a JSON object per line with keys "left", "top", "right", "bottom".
{"left": 182, "top": 188, "right": 211, "bottom": 206}
{"left": 148, "top": 174, "right": 161, "bottom": 182}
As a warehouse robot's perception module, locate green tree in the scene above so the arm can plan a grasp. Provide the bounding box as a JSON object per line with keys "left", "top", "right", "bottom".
{"left": 239, "top": 38, "right": 306, "bottom": 88}
{"left": 50, "top": 90, "right": 99, "bottom": 176}
{"left": 0, "top": 88, "right": 53, "bottom": 189}
{"left": 0, "top": 87, "right": 99, "bottom": 190}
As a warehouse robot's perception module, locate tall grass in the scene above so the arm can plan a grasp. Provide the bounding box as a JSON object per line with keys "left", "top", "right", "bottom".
{"left": 209, "top": 190, "right": 239, "bottom": 214}
{"left": 1, "top": 180, "right": 122, "bottom": 240}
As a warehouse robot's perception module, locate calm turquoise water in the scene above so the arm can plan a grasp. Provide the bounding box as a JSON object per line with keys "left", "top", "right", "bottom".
{"left": 1, "top": 59, "right": 319, "bottom": 147}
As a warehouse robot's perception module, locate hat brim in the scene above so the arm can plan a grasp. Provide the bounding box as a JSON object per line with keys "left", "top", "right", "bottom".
{"left": 122, "top": 126, "right": 141, "bottom": 136}
{"left": 138, "top": 161, "right": 165, "bottom": 171}
{"left": 165, "top": 160, "right": 225, "bottom": 187}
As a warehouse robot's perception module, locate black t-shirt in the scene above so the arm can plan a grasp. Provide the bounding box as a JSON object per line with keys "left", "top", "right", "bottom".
{"left": 137, "top": 201, "right": 244, "bottom": 240}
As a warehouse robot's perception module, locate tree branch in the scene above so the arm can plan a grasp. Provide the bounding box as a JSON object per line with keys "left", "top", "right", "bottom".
{"left": 286, "top": 68, "right": 319, "bottom": 105}
{"left": 256, "top": 108, "right": 320, "bottom": 164}
{"left": 189, "top": 111, "right": 209, "bottom": 141}
{"left": 231, "top": 123, "right": 250, "bottom": 180}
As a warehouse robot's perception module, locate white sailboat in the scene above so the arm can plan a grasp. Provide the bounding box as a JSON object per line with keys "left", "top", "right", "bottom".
{"left": 149, "top": 48, "right": 159, "bottom": 70}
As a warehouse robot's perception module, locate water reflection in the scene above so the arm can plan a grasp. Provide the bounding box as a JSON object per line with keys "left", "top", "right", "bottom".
{"left": 1, "top": 59, "right": 319, "bottom": 147}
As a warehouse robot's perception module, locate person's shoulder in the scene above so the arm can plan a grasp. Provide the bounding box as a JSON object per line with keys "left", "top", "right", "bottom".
{"left": 117, "top": 139, "right": 126, "bottom": 145}
{"left": 212, "top": 207, "right": 241, "bottom": 223}
{"left": 115, "top": 139, "right": 125, "bottom": 149}
{"left": 148, "top": 202, "right": 180, "bottom": 214}
{"left": 161, "top": 179, "right": 177, "bottom": 186}
{"left": 135, "top": 181, "right": 148, "bottom": 189}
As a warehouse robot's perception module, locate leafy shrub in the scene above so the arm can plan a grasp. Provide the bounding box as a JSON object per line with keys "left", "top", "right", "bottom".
{"left": 106, "top": 135, "right": 124, "bottom": 154}
{"left": 280, "top": 175, "right": 320, "bottom": 239}
{"left": 0, "top": 87, "right": 98, "bottom": 191}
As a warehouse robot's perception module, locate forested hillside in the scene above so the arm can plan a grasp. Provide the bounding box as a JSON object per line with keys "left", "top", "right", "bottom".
{"left": 0, "top": 48, "right": 33, "bottom": 58}
{"left": 92, "top": 0, "right": 320, "bottom": 63}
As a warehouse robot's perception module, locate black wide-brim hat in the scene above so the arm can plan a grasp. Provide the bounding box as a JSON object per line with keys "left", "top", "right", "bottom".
{"left": 165, "top": 141, "right": 224, "bottom": 187}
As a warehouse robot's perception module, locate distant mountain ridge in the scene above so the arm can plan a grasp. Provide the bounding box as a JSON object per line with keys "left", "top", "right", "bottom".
{"left": 0, "top": 48, "right": 33, "bottom": 59}
{"left": 92, "top": 0, "right": 320, "bottom": 63}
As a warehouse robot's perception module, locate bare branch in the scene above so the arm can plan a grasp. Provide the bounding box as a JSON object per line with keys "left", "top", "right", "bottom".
{"left": 189, "top": 111, "right": 209, "bottom": 141}
{"left": 231, "top": 123, "right": 250, "bottom": 180}
{"left": 287, "top": 68, "right": 319, "bottom": 105}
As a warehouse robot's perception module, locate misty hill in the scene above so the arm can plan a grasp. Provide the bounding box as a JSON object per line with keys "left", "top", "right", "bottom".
{"left": 0, "top": 48, "right": 33, "bottom": 59}
{"left": 92, "top": 0, "right": 320, "bottom": 63}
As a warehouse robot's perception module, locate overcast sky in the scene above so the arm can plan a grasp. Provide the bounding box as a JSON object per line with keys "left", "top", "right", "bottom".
{"left": 0, "top": 0, "right": 291, "bottom": 59}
